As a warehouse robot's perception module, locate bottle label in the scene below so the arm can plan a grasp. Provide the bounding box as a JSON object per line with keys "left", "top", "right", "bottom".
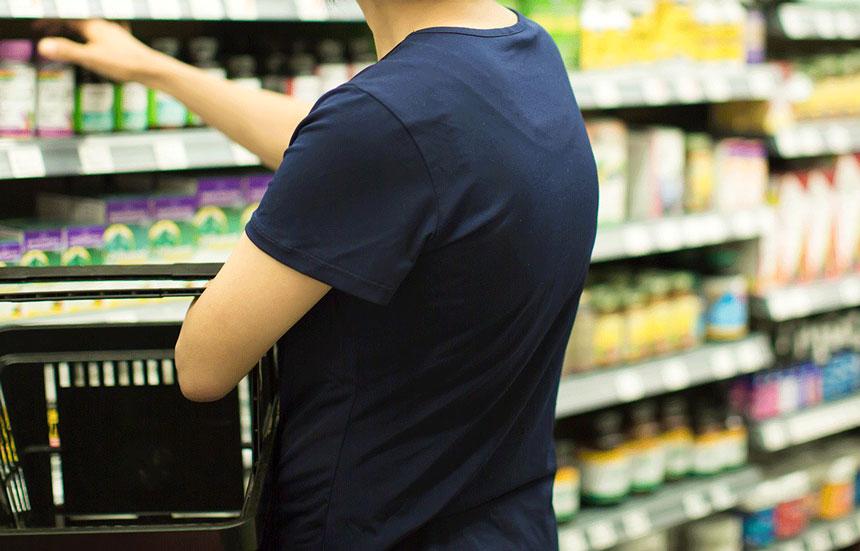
{"left": 0, "top": 64, "right": 36, "bottom": 135}
{"left": 663, "top": 428, "right": 694, "bottom": 478}
{"left": 149, "top": 89, "right": 187, "bottom": 128}
{"left": 36, "top": 68, "right": 74, "bottom": 135}
{"left": 78, "top": 83, "right": 115, "bottom": 133}
{"left": 289, "top": 75, "right": 322, "bottom": 104}
{"left": 693, "top": 433, "right": 724, "bottom": 475}
{"left": 579, "top": 449, "right": 630, "bottom": 502}
{"left": 118, "top": 82, "right": 148, "bottom": 131}
{"left": 707, "top": 292, "right": 748, "bottom": 340}
{"left": 553, "top": 467, "right": 580, "bottom": 521}
{"left": 628, "top": 438, "right": 666, "bottom": 491}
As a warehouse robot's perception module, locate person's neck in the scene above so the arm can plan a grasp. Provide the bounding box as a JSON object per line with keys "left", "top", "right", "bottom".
{"left": 357, "top": 0, "right": 518, "bottom": 58}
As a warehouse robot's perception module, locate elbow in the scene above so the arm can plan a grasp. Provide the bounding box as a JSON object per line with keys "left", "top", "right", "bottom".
{"left": 174, "top": 343, "right": 231, "bottom": 403}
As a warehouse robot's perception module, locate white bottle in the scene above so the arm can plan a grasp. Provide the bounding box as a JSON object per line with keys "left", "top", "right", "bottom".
{"left": 0, "top": 40, "right": 36, "bottom": 137}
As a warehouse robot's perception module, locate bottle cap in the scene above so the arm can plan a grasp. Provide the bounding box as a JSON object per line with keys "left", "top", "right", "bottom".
{"left": 188, "top": 37, "right": 220, "bottom": 63}
{"left": 228, "top": 55, "right": 257, "bottom": 79}
{"left": 152, "top": 37, "right": 181, "bottom": 58}
{"left": 289, "top": 53, "right": 317, "bottom": 76}
{"left": 318, "top": 39, "right": 345, "bottom": 63}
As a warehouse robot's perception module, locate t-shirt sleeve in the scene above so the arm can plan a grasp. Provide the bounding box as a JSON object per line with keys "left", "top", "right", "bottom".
{"left": 245, "top": 84, "right": 437, "bottom": 305}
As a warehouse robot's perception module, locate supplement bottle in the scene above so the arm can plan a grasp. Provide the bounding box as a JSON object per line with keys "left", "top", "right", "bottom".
{"left": 643, "top": 275, "right": 673, "bottom": 355}
{"left": 317, "top": 39, "right": 350, "bottom": 94}
{"left": 262, "top": 52, "right": 289, "bottom": 94}
{"left": 692, "top": 404, "right": 724, "bottom": 476}
{"left": 36, "top": 56, "right": 74, "bottom": 137}
{"left": 148, "top": 38, "right": 188, "bottom": 128}
{"left": 592, "top": 288, "right": 624, "bottom": 367}
{"left": 740, "top": 481, "right": 777, "bottom": 548}
{"left": 578, "top": 410, "right": 631, "bottom": 505}
{"left": 661, "top": 396, "right": 694, "bottom": 481}
{"left": 228, "top": 55, "right": 262, "bottom": 89}
{"left": 75, "top": 69, "right": 114, "bottom": 134}
{"left": 561, "top": 288, "right": 596, "bottom": 375}
{"left": 703, "top": 249, "right": 749, "bottom": 341}
{"left": 287, "top": 52, "right": 321, "bottom": 104}
{"left": 721, "top": 408, "right": 748, "bottom": 471}
{"left": 626, "top": 401, "right": 666, "bottom": 493}
{"left": 348, "top": 37, "right": 376, "bottom": 77}
{"left": 553, "top": 440, "right": 580, "bottom": 523}
{"left": 0, "top": 40, "right": 36, "bottom": 137}
{"left": 187, "top": 37, "right": 226, "bottom": 126}
{"left": 687, "top": 514, "right": 743, "bottom": 551}
{"left": 114, "top": 79, "right": 148, "bottom": 132}
{"left": 670, "top": 271, "right": 703, "bottom": 350}
{"left": 621, "top": 288, "right": 650, "bottom": 363}
{"left": 684, "top": 133, "right": 715, "bottom": 213}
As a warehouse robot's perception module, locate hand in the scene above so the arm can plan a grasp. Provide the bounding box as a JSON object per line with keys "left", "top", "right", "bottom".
{"left": 37, "top": 20, "right": 169, "bottom": 86}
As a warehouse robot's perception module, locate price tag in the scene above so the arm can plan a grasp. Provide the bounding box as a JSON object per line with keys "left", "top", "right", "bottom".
{"left": 786, "top": 289, "right": 813, "bottom": 319}
{"left": 7, "top": 0, "right": 44, "bottom": 17}
{"left": 780, "top": 542, "right": 805, "bottom": 551}
{"left": 702, "top": 215, "right": 729, "bottom": 242}
{"left": 761, "top": 421, "right": 790, "bottom": 451}
{"left": 839, "top": 278, "right": 860, "bottom": 305}
{"left": 147, "top": 0, "right": 182, "bottom": 19}
{"left": 682, "top": 493, "right": 711, "bottom": 520}
{"left": 188, "top": 0, "right": 226, "bottom": 18}
{"left": 799, "top": 127, "right": 825, "bottom": 156}
{"left": 813, "top": 10, "right": 838, "bottom": 39}
{"left": 704, "top": 78, "right": 732, "bottom": 103}
{"left": 731, "top": 209, "right": 759, "bottom": 238}
{"left": 739, "top": 340, "right": 765, "bottom": 372}
{"left": 775, "top": 132, "right": 800, "bottom": 158}
{"left": 654, "top": 220, "right": 683, "bottom": 251}
{"left": 709, "top": 483, "right": 736, "bottom": 509}
{"left": 296, "top": 0, "right": 328, "bottom": 20}
{"left": 807, "top": 530, "right": 832, "bottom": 551}
{"left": 779, "top": 5, "right": 808, "bottom": 39}
{"left": 615, "top": 370, "right": 645, "bottom": 402}
{"left": 55, "top": 0, "right": 91, "bottom": 17}
{"left": 621, "top": 511, "right": 651, "bottom": 539}
{"left": 593, "top": 80, "right": 622, "bottom": 108}
{"left": 710, "top": 349, "right": 738, "bottom": 379}
{"left": 681, "top": 217, "right": 708, "bottom": 246}
{"left": 78, "top": 142, "right": 115, "bottom": 174}
{"left": 835, "top": 11, "right": 860, "bottom": 39}
{"left": 7, "top": 146, "right": 46, "bottom": 178}
{"left": 100, "top": 0, "right": 134, "bottom": 18}
{"left": 622, "top": 226, "right": 652, "bottom": 256}
{"left": 676, "top": 76, "right": 703, "bottom": 103}
{"left": 153, "top": 139, "right": 189, "bottom": 170}
{"left": 825, "top": 124, "right": 852, "bottom": 153}
{"left": 642, "top": 77, "right": 671, "bottom": 105}
{"left": 558, "top": 528, "right": 588, "bottom": 551}
{"left": 224, "top": 0, "right": 258, "bottom": 19}
{"left": 662, "top": 359, "right": 690, "bottom": 391}
{"left": 832, "top": 521, "right": 855, "bottom": 547}
{"left": 855, "top": 512, "right": 860, "bottom": 533}
{"left": 748, "top": 68, "right": 774, "bottom": 99}
{"left": 586, "top": 521, "right": 617, "bottom": 550}
{"left": 231, "top": 143, "right": 260, "bottom": 165}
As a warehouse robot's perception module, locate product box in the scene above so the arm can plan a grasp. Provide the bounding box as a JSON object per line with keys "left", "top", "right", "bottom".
{"left": 586, "top": 119, "right": 627, "bottom": 226}
{"left": 0, "top": 232, "right": 22, "bottom": 321}
{"left": 773, "top": 172, "right": 808, "bottom": 286}
{"left": 0, "top": 220, "right": 65, "bottom": 267}
{"left": 832, "top": 154, "right": 860, "bottom": 276}
{"left": 62, "top": 224, "right": 105, "bottom": 266}
{"left": 714, "top": 139, "right": 768, "bottom": 211}
{"left": 194, "top": 177, "right": 245, "bottom": 251}
{"left": 38, "top": 193, "right": 151, "bottom": 265}
{"left": 148, "top": 195, "right": 199, "bottom": 262}
{"left": 801, "top": 169, "right": 835, "bottom": 282}
{"left": 241, "top": 174, "right": 271, "bottom": 227}
{"left": 627, "top": 127, "right": 685, "bottom": 220}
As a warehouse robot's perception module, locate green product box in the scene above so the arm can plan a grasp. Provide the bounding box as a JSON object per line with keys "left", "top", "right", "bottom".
{"left": 194, "top": 177, "right": 246, "bottom": 251}
{"left": 0, "top": 232, "right": 22, "bottom": 320}
{"left": 37, "top": 193, "right": 151, "bottom": 265}
{"left": 241, "top": 174, "right": 272, "bottom": 227}
{"left": 0, "top": 220, "right": 65, "bottom": 267}
{"left": 149, "top": 194, "right": 199, "bottom": 262}
{"left": 63, "top": 224, "right": 106, "bottom": 266}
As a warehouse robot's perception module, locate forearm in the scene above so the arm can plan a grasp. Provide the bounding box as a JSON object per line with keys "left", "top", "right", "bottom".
{"left": 147, "top": 55, "right": 313, "bottom": 169}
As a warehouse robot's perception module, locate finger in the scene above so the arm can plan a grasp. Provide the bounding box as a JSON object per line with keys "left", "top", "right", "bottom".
{"left": 37, "top": 37, "right": 92, "bottom": 65}
{"left": 71, "top": 19, "right": 114, "bottom": 41}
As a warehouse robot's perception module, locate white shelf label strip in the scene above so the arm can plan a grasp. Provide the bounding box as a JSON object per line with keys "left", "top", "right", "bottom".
{"left": 7, "top": 146, "right": 46, "bottom": 178}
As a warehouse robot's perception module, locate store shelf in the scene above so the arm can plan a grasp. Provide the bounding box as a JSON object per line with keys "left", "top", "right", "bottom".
{"left": 773, "top": 3, "right": 860, "bottom": 41}
{"left": 591, "top": 207, "right": 771, "bottom": 263}
{"left": 752, "top": 274, "right": 860, "bottom": 322}
{"left": 750, "top": 394, "right": 860, "bottom": 453}
{"left": 571, "top": 62, "right": 778, "bottom": 110}
{"left": 557, "top": 467, "right": 762, "bottom": 551}
{"left": 770, "top": 119, "right": 860, "bottom": 159}
{"left": 0, "top": 129, "right": 260, "bottom": 179}
{"left": 556, "top": 335, "right": 772, "bottom": 419}
{"left": 0, "top": 0, "right": 364, "bottom": 21}
{"left": 3, "top": 297, "right": 191, "bottom": 327}
{"left": 764, "top": 510, "right": 860, "bottom": 551}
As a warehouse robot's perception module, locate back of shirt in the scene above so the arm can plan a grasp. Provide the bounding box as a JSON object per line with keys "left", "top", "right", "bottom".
{"left": 246, "top": 11, "right": 598, "bottom": 550}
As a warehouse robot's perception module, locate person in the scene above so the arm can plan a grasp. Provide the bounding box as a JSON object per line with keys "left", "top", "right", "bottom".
{"left": 38, "top": 0, "right": 598, "bottom": 548}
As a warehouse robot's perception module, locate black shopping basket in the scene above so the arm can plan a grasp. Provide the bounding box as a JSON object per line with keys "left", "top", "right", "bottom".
{"left": 0, "top": 265, "right": 277, "bottom": 550}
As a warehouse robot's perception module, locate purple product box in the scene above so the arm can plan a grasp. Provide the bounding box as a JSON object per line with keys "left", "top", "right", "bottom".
{"left": 0, "top": 239, "right": 22, "bottom": 264}
{"left": 198, "top": 177, "right": 245, "bottom": 207}
{"left": 152, "top": 195, "right": 199, "bottom": 221}
{"left": 106, "top": 197, "right": 151, "bottom": 224}
{"left": 23, "top": 228, "right": 64, "bottom": 252}
{"left": 245, "top": 174, "right": 272, "bottom": 204}
{"left": 67, "top": 225, "right": 105, "bottom": 248}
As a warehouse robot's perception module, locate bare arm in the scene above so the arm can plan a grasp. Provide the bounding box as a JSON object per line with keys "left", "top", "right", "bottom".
{"left": 38, "top": 20, "right": 312, "bottom": 168}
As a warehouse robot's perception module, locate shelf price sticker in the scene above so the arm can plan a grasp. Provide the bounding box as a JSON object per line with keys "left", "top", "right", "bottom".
{"left": 7, "top": 0, "right": 44, "bottom": 17}
{"left": 593, "top": 80, "right": 622, "bottom": 108}
{"left": 807, "top": 530, "right": 832, "bottom": 551}
{"left": 642, "top": 77, "right": 671, "bottom": 105}
{"left": 78, "top": 141, "right": 115, "bottom": 174}
{"left": 586, "top": 521, "right": 617, "bottom": 550}
{"left": 835, "top": 11, "right": 860, "bottom": 39}
{"left": 676, "top": 75, "right": 703, "bottom": 103}
{"left": 558, "top": 528, "right": 588, "bottom": 551}
{"left": 189, "top": 0, "right": 226, "bottom": 19}
{"left": 622, "top": 226, "right": 652, "bottom": 256}
{"left": 825, "top": 124, "right": 852, "bottom": 153}
{"left": 231, "top": 143, "right": 260, "bottom": 166}
{"left": 839, "top": 278, "right": 860, "bottom": 305}
{"left": 682, "top": 492, "right": 712, "bottom": 520}
{"left": 704, "top": 78, "right": 732, "bottom": 102}
{"left": 55, "top": 0, "right": 90, "bottom": 18}
{"left": 799, "top": 127, "right": 825, "bottom": 156}
{"left": 661, "top": 359, "right": 690, "bottom": 391}
{"left": 738, "top": 340, "right": 765, "bottom": 373}
{"left": 621, "top": 511, "right": 651, "bottom": 540}
{"left": 760, "top": 421, "right": 790, "bottom": 451}
{"left": 100, "top": 0, "right": 134, "bottom": 18}
{"left": 748, "top": 68, "right": 774, "bottom": 99}
{"left": 681, "top": 217, "right": 708, "bottom": 246}
{"left": 654, "top": 219, "right": 683, "bottom": 251}
{"left": 147, "top": 0, "right": 182, "bottom": 19}
{"left": 7, "top": 145, "right": 46, "bottom": 178}
{"left": 730, "top": 209, "right": 759, "bottom": 238}
{"left": 153, "top": 139, "right": 190, "bottom": 171}
{"left": 812, "top": 10, "right": 838, "bottom": 39}
{"left": 615, "top": 371, "right": 645, "bottom": 402}
{"left": 709, "top": 483, "right": 736, "bottom": 510}
{"left": 296, "top": 0, "right": 329, "bottom": 20}
{"left": 710, "top": 348, "right": 738, "bottom": 379}
{"left": 225, "top": 0, "right": 258, "bottom": 19}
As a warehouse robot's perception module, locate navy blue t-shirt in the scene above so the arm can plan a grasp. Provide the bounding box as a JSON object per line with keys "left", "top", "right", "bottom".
{"left": 246, "top": 11, "right": 598, "bottom": 550}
